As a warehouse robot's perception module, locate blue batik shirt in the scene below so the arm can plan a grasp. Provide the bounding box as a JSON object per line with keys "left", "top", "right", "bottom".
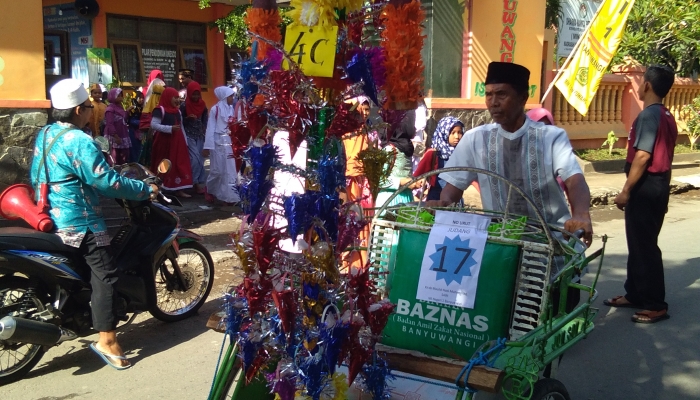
{"left": 30, "top": 122, "right": 152, "bottom": 248}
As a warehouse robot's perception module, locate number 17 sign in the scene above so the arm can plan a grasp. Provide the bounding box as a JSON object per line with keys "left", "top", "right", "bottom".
{"left": 416, "top": 211, "right": 490, "bottom": 309}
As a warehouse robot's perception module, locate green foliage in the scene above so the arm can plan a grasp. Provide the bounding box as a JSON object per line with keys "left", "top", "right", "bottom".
{"left": 545, "top": 0, "right": 563, "bottom": 29}
{"left": 601, "top": 131, "right": 619, "bottom": 155}
{"left": 199, "top": 3, "right": 293, "bottom": 50}
{"left": 682, "top": 96, "right": 700, "bottom": 150}
{"left": 613, "top": 0, "right": 700, "bottom": 77}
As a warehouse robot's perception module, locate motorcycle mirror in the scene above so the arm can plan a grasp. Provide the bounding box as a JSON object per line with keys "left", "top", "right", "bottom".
{"left": 94, "top": 136, "right": 110, "bottom": 153}
{"left": 158, "top": 159, "right": 172, "bottom": 174}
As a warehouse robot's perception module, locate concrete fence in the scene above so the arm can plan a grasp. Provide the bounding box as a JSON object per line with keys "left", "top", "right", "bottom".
{"left": 551, "top": 65, "right": 700, "bottom": 149}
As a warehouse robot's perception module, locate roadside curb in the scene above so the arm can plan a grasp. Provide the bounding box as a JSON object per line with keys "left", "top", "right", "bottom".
{"left": 577, "top": 153, "right": 700, "bottom": 173}
{"left": 590, "top": 181, "right": 697, "bottom": 206}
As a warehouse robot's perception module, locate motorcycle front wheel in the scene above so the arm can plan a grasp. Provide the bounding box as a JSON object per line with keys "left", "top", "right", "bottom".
{"left": 151, "top": 241, "right": 214, "bottom": 322}
{"left": 0, "top": 276, "right": 47, "bottom": 386}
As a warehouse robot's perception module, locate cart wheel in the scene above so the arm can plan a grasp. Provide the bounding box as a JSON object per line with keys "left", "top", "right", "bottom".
{"left": 526, "top": 378, "right": 571, "bottom": 400}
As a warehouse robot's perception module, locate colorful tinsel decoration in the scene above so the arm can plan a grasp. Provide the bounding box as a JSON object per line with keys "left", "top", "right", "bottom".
{"left": 380, "top": 1, "right": 426, "bottom": 109}
{"left": 245, "top": 7, "right": 283, "bottom": 61}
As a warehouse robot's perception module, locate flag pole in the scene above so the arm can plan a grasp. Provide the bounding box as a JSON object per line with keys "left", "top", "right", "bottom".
{"left": 540, "top": 1, "right": 608, "bottom": 104}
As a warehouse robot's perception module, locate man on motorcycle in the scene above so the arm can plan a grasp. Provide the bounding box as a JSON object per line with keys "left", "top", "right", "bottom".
{"left": 30, "top": 79, "right": 159, "bottom": 370}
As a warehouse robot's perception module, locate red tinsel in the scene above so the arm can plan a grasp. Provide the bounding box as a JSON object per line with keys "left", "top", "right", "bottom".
{"left": 347, "top": 345, "right": 372, "bottom": 385}
{"left": 367, "top": 300, "right": 396, "bottom": 336}
{"left": 336, "top": 208, "right": 369, "bottom": 254}
{"left": 244, "top": 277, "right": 273, "bottom": 315}
{"left": 266, "top": 70, "right": 315, "bottom": 157}
{"left": 348, "top": 267, "right": 374, "bottom": 321}
{"left": 326, "top": 102, "right": 363, "bottom": 139}
{"left": 246, "top": 346, "right": 270, "bottom": 383}
{"left": 252, "top": 224, "right": 280, "bottom": 275}
{"left": 271, "top": 288, "right": 297, "bottom": 334}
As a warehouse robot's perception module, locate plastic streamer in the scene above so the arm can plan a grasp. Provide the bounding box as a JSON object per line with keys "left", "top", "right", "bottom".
{"left": 347, "top": 51, "right": 379, "bottom": 106}
{"left": 326, "top": 102, "right": 363, "bottom": 139}
{"left": 245, "top": 7, "right": 283, "bottom": 61}
{"left": 288, "top": 0, "right": 337, "bottom": 29}
{"left": 308, "top": 107, "right": 335, "bottom": 162}
{"left": 336, "top": 208, "right": 368, "bottom": 254}
{"left": 361, "top": 356, "right": 394, "bottom": 400}
{"left": 239, "top": 42, "right": 271, "bottom": 101}
{"left": 356, "top": 145, "right": 395, "bottom": 203}
{"left": 380, "top": 1, "right": 426, "bottom": 109}
{"left": 315, "top": 193, "right": 340, "bottom": 242}
{"left": 283, "top": 192, "right": 314, "bottom": 243}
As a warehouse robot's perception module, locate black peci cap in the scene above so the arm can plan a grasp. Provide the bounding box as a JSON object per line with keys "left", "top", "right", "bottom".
{"left": 485, "top": 62, "right": 530, "bottom": 93}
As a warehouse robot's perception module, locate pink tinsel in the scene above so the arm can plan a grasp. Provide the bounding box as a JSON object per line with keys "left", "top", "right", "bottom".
{"left": 365, "top": 47, "right": 387, "bottom": 90}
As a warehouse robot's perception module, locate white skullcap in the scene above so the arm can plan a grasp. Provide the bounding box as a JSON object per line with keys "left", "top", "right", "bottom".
{"left": 50, "top": 79, "right": 89, "bottom": 110}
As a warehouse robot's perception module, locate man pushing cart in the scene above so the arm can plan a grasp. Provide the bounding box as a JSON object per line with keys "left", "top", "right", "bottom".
{"left": 364, "top": 62, "right": 604, "bottom": 400}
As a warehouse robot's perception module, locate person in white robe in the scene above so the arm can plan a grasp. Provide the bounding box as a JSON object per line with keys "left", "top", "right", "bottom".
{"left": 203, "top": 86, "right": 241, "bottom": 204}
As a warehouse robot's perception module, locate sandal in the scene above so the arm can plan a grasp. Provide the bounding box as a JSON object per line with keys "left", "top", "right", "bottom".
{"left": 174, "top": 190, "right": 192, "bottom": 198}
{"left": 631, "top": 309, "right": 670, "bottom": 324}
{"left": 89, "top": 342, "right": 131, "bottom": 370}
{"left": 603, "top": 295, "right": 641, "bottom": 309}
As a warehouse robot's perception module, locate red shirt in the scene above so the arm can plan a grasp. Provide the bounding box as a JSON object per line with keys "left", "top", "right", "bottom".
{"left": 626, "top": 104, "right": 678, "bottom": 173}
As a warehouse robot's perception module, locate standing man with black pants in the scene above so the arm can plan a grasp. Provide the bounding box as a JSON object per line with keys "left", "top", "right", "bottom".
{"left": 607, "top": 65, "right": 677, "bottom": 324}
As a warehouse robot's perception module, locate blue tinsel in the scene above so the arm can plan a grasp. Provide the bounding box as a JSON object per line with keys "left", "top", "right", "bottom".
{"left": 224, "top": 294, "right": 247, "bottom": 337}
{"left": 317, "top": 151, "right": 346, "bottom": 197}
{"left": 347, "top": 51, "right": 379, "bottom": 107}
{"left": 361, "top": 357, "right": 395, "bottom": 400}
{"left": 298, "top": 354, "right": 327, "bottom": 400}
{"left": 238, "top": 42, "right": 270, "bottom": 101}
{"left": 241, "top": 180, "right": 274, "bottom": 224}
{"left": 283, "top": 192, "right": 315, "bottom": 243}
{"left": 319, "top": 319, "right": 349, "bottom": 375}
{"left": 315, "top": 193, "right": 339, "bottom": 242}
{"left": 239, "top": 328, "right": 262, "bottom": 371}
{"left": 248, "top": 144, "right": 278, "bottom": 183}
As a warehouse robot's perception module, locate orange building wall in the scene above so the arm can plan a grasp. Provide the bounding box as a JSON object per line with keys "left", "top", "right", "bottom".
{"left": 42, "top": 0, "right": 234, "bottom": 105}
{"left": 0, "top": 0, "right": 51, "bottom": 108}
{"left": 469, "top": 0, "right": 546, "bottom": 105}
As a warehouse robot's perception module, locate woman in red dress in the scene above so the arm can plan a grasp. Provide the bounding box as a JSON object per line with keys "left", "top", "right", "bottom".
{"left": 150, "top": 87, "right": 193, "bottom": 197}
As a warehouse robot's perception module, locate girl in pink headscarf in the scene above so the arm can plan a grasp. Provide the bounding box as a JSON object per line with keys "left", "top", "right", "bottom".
{"left": 527, "top": 107, "right": 568, "bottom": 195}
{"left": 104, "top": 88, "right": 132, "bottom": 165}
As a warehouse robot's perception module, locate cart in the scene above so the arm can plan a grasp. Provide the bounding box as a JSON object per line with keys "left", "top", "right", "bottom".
{"left": 365, "top": 167, "right": 607, "bottom": 400}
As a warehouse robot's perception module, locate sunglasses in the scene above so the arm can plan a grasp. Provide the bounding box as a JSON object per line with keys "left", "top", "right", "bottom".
{"left": 81, "top": 104, "right": 95, "bottom": 109}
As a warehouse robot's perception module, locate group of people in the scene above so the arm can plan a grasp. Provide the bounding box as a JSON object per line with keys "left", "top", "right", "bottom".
{"left": 26, "top": 59, "right": 676, "bottom": 373}
{"left": 83, "top": 69, "right": 241, "bottom": 204}
{"left": 344, "top": 62, "right": 676, "bottom": 326}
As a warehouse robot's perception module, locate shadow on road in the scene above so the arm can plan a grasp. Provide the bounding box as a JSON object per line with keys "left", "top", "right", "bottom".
{"left": 560, "top": 253, "right": 700, "bottom": 399}
{"left": 23, "top": 299, "right": 222, "bottom": 380}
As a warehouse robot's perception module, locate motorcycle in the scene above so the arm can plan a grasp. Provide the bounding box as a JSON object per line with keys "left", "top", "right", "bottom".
{"left": 0, "top": 156, "right": 215, "bottom": 385}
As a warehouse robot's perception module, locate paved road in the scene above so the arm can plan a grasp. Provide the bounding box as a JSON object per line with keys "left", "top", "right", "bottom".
{"left": 3, "top": 194, "right": 700, "bottom": 399}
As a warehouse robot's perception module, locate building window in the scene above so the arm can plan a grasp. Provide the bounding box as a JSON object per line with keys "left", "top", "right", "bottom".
{"left": 107, "top": 15, "right": 209, "bottom": 88}
{"left": 44, "top": 30, "right": 70, "bottom": 76}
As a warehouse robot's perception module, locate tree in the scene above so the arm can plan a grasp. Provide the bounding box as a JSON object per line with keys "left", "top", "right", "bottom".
{"left": 198, "top": 2, "right": 292, "bottom": 50}
{"left": 612, "top": 0, "right": 700, "bottom": 77}
{"left": 682, "top": 96, "right": 700, "bottom": 150}
{"left": 545, "top": 0, "right": 563, "bottom": 29}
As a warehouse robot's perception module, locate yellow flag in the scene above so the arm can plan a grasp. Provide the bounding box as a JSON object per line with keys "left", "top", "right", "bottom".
{"left": 554, "top": 0, "right": 635, "bottom": 115}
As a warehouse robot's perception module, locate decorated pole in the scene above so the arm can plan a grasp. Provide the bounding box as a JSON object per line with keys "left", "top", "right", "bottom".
{"left": 381, "top": 0, "right": 425, "bottom": 110}
{"left": 246, "top": 0, "right": 282, "bottom": 61}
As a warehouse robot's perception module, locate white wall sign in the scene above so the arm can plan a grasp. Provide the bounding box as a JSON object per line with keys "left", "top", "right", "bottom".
{"left": 557, "top": 0, "right": 603, "bottom": 58}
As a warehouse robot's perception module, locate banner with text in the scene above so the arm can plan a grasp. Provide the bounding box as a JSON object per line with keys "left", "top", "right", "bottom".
{"left": 557, "top": 0, "right": 603, "bottom": 58}
{"left": 381, "top": 229, "right": 521, "bottom": 360}
{"left": 554, "top": 0, "right": 635, "bottom": 115}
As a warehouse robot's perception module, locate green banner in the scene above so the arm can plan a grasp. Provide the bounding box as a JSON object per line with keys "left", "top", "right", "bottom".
{"left": 381, "top": 228, "right": 521, "bottom": 360}
{"left": 86, "top": 48, "right": 113, "bottom": 86}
